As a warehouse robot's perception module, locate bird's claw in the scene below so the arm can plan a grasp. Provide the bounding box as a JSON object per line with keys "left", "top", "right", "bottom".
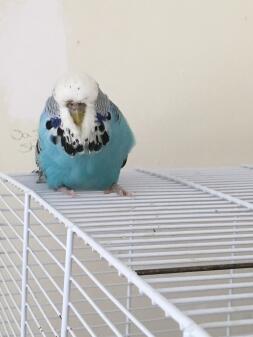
{"left": 57, "top": 187, "right": 76, "bottom": 197}
{"left": 104, "top": 184, "right": 132, "bottom": 197}
{"left": 36, "top": 177, "right": 45, "bottom": 184}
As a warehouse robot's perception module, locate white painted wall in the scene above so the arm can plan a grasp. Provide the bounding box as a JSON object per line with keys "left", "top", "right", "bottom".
{"left": 0, "top": 0, "right": 67, "bottom": 171}
{"left": 0, "top": 0, "right": 67, "bottom": 120}
{"left": 1, "top": 0, "right": 253, "bottom": 172}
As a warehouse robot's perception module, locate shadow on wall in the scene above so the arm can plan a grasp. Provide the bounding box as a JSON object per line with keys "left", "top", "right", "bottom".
{"left": 10, "top": 129, "right": 37, "bottom": 153}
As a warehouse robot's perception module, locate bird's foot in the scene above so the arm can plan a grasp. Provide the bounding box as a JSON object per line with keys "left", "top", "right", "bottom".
{"left": 33, "top": 170, "right": 46, "bottom": 184}
{"left": 36, "top": 176, "right": 46, "bottom": 184}
{"left": 104, "top": 183, "right": 132, "bottom": 197}
{"left": 57, "top": 187, "right": 76, "bottom": 197}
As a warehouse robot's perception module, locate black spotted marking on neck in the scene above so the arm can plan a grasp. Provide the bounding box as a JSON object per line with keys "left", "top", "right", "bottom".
{"left": 94, "top": 142, "right": 102, "bottom": 151}
{"left": 76, "top": 144, "right": 84, "bottom": 152}
{"left": 61, "top": 136, "right": 66, "bottom": 147}
{"left": 99, "top": 123, "right": 105, "bottom": 132}
{"left": 88, "top": 141, "right": 95, "bottom": 151}
{"left": 90, "top": 122, "right": 110, "bottom": 150}
{"left": 101, "top": 131, "right": 109, "bottom": 145}
{"left": 64, "top": 142, "right": 76, "bottom": 156}
{"left": 55, "top": 117, "right": 111, "bottom": 156}
{"left": 57, "top": 128, "right": 64, "bottom": 136}
{"left": 46, "top": 120, "right": 52, "bottom": 130}
{"left": 46, "top": 117, "right": 62, "bottom": 130}
{"left": 51, "top": 135, "right": 58, "bottom": 145}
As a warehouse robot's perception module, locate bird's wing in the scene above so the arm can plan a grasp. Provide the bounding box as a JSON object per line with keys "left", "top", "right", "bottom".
{"left": 105, "top": 99, "right": 134, "bottom": 169}
{"left": 35, "top": 97, "right": 61, "bottom": 174}
{"left": 35, "top": 139, "right": 41, "bottom": 169}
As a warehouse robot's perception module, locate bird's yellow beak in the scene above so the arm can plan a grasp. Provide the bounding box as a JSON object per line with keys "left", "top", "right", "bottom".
{"left": 71, "top": 110, "right": 85, "bottom": 127}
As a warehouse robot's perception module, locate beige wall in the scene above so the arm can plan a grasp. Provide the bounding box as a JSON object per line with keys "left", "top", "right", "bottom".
{"left": 1, "top": 0, "right": 253, "bottom": 173}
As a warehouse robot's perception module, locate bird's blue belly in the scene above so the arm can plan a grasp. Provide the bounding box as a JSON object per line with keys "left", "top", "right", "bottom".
{"left": 40, "top": 143, "right": 124, "bottom": 190}
{"left": 62, "top": 153, "right": 122, "bottom": 190}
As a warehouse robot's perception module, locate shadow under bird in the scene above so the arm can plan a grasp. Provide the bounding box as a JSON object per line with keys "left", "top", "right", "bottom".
{"left": 35, "top": 74, "right": 135, "bottom": 196}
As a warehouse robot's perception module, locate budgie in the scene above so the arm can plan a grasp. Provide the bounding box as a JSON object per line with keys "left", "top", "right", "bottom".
{"left": 36, "top": 74, "right": 135, "bottom": 196}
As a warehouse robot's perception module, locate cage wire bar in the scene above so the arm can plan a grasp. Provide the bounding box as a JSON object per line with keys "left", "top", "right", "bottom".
{"left": 0, "top": 167, "right": 253, "bottom": 337}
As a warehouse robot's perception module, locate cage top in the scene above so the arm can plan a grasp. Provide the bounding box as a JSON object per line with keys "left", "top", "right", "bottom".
{"left": 2, "top": 166, "right": 253, "bottom": 337}
{"left": 8, "top": 166, "right": 253, "bottom": 273}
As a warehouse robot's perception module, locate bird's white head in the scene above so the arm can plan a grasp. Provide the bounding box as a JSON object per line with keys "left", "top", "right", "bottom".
{"left": 53, "top": 73, "right": 98, "bottom": 106}
{"left": 53, "top": 73, "right": 99, "bottom": 127}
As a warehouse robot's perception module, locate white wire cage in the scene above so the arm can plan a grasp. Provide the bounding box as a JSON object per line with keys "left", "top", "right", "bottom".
{"left": 0, "top": 167, "right": 253, "bottom": 337}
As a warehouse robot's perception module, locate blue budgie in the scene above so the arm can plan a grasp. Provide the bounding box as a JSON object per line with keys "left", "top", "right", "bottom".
{"left": 36, "top": 74, "right": 135, "bottom": 196}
